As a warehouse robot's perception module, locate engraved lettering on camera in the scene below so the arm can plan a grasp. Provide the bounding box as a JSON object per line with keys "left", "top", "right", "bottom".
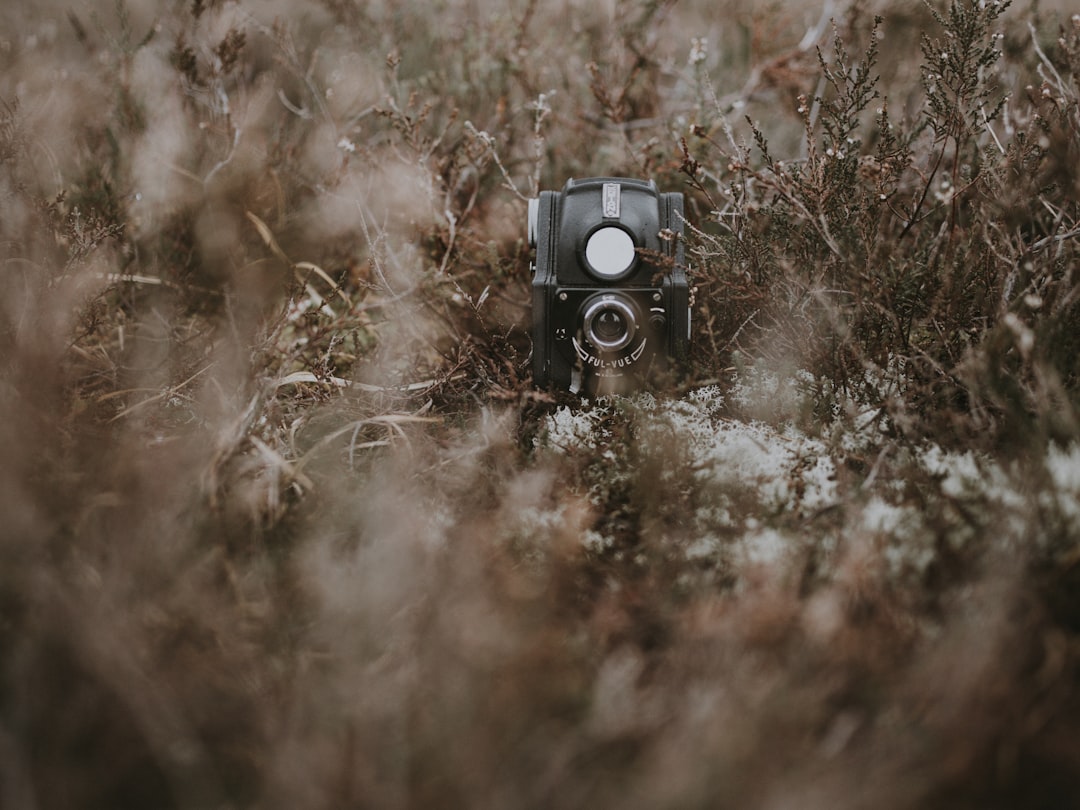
{"left": 602, "top": 182, "right": 621, "bottom": 218}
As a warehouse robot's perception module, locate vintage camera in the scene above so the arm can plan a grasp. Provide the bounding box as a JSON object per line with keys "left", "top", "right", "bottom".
{"left": 529, "top": 177, "right": 690, "bottom": 394}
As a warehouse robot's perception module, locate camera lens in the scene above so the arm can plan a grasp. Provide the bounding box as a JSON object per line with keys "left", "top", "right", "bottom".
{"left": 594, "top": 309, "right": 627, "bottom": 342}
{"left": 583, "top": 296, "right": 638, "bottom": 352}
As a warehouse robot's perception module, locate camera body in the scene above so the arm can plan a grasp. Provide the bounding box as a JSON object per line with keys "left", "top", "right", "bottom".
{"left": 529, "top": 177, "right": 690, "bottom": 394}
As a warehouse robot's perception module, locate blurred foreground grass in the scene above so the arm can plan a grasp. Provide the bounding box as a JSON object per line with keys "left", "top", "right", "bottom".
{"left": 2, "top": 1, "right": 1080, "bottom": 807}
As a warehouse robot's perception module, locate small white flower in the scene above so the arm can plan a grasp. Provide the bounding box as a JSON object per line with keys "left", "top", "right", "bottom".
{"left": 1003, "top": 312, "right": 1035, "bottom": 355}
{"left": 689, "top": 37, "right": 708, "bottom": 65}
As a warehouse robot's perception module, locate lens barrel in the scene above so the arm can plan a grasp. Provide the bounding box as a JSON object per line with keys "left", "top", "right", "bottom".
{"left": 582, "top": 296, "right": 638, "bottom": 352}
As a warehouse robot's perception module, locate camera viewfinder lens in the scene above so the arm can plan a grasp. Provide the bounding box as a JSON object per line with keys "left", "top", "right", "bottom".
{"left": 585, "top": 227, "right": 635, "bottom": 278}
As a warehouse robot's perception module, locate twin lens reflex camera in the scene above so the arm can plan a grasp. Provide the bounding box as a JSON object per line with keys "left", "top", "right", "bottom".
{"left": 528, "top": 177, "right": 690, "bottom": 395}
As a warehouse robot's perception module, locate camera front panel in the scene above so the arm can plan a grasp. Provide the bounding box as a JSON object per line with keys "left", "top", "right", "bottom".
{"left": 547, "top": 287, "right": 673, "bottom": 386}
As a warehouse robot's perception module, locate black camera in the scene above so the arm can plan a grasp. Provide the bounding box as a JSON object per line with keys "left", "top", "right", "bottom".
{"left": 529, "top": 177, "right": 690, "bottom": 394}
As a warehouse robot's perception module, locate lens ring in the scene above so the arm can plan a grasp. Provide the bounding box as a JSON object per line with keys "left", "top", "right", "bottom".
{"left": 583, "top": 296, "right": 638, "bottom": 352}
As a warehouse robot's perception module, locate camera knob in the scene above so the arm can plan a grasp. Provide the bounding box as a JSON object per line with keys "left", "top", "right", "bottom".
{"left": 527, "top": 198, "right": 539, "bottom": 248}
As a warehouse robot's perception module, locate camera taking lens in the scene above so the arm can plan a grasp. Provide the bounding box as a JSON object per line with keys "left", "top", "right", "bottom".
{"left": 582, "top": 295, "right": 637, "bottom": 352}
{"left": 529, "top": 177, "right": 690, "bottom": 395}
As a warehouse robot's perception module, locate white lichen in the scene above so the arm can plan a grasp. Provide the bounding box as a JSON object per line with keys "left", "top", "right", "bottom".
{"left": 535, "top": 365, "right": 1074, "bottom": 589}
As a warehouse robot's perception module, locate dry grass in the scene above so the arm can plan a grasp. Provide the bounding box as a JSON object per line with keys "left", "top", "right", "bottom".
{"left": 2, "top": 1, "right": 1080, "bottom": 808}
